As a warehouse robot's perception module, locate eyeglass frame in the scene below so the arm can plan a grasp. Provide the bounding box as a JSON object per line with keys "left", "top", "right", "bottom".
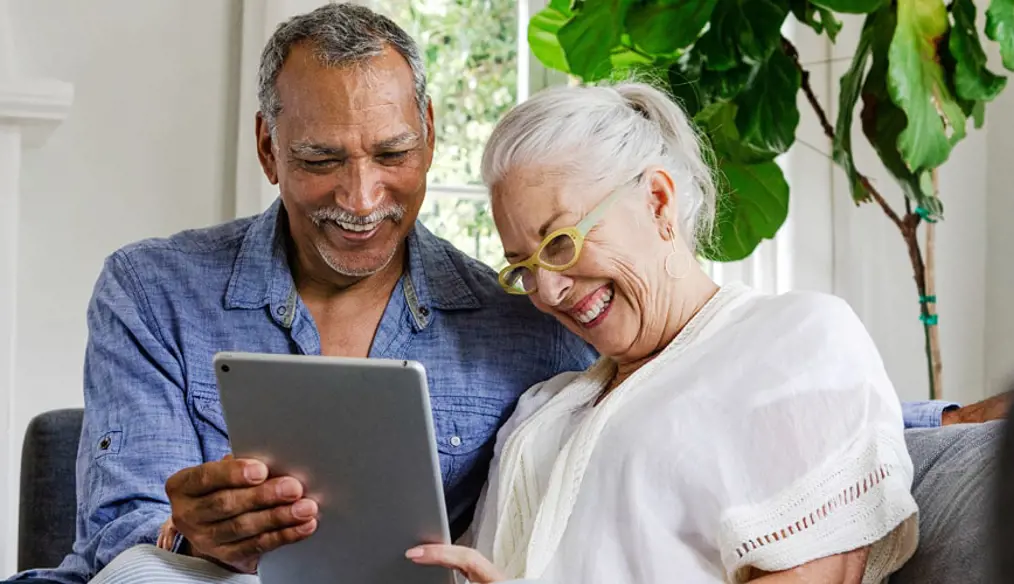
{"left": 497, "top": 175, "right": 642, "bottom": 295}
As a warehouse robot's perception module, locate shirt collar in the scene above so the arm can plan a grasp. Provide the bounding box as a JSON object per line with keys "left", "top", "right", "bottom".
{"left": 224, "top": 199, "right": 480, "bottom": 317}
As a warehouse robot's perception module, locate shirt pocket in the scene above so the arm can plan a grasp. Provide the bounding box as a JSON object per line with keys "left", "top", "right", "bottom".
{"left": 430, "top": 396, "right": 508, "bottom": 486}
{"left": 188, "top": 382, "right": 232, "bottom": 462}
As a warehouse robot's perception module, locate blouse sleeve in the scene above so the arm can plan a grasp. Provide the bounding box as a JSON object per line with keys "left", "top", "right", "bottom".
{"left": 714, "top": 293, "right": 918, "bottom": 583}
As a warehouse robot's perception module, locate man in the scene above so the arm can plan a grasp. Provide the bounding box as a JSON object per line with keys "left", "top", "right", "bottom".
{"left": 5, "top": 3, "right": 1006, "bottom": 583}
{"left": 10, "top": 5, "right": 594, "bottom": 583}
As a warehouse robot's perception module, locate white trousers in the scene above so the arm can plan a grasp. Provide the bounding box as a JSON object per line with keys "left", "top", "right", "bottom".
{"left": 89, "top": 544, "right": 540, "bottom": 584}
{"left": 90, "top": 546, "right": 258, "bottom": 584}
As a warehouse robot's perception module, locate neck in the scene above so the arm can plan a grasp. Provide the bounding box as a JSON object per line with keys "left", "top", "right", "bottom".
{"left": 611, "top": 267, "right": 720, "bottom": 388}
{"left": 290, "top": 240, "right": 407, "bottom": 303}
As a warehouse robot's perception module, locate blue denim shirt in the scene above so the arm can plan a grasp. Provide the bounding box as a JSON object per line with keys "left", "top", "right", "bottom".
{"left": 901, "top": 400, "right": 960, "bottom": 429}
{"left": 15, "top": 200, "right": 596, "bottom": 584}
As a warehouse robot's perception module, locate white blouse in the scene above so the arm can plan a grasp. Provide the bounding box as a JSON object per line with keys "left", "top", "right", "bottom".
{"left": 471, "top": 283, "right": 918, "bottom": 584}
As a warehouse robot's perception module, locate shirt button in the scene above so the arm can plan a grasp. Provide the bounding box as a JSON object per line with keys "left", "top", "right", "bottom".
{"left": 99, "top": 436, "right": 111, "bottom": 450}
{"left": 449, "top": 436, "right": 462, "bottom": 447}
{"left": 276, "top": 306, "right": 286, "bottom": 316}
{"left": 419, "top": 306, "right": 430, "bottom": 317}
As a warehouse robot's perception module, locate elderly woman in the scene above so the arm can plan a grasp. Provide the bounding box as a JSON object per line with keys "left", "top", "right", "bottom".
{"left": 407, "top": 81, "right": 918, "bottom": 583}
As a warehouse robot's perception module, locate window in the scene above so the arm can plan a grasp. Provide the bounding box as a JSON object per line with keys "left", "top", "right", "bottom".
{"left": 371, "top": 0, "right": 532, "bottom": 270}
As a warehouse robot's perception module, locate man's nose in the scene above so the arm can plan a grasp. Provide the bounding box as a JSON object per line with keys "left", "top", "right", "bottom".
{"left": 535, "top": 268, "right": 573, "bottom": 307}
{"left": 340, "top": 158, "right": 385, "bottom": 214}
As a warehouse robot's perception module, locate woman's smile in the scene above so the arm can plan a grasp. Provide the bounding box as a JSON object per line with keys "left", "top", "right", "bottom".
{"left": 566, "top": 284, "right": 615, "bottom": 328}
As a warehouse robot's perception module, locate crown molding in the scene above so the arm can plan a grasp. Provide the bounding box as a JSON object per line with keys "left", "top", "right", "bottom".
{"left": 0, "top": 79, "right": 74, "bottom": 147}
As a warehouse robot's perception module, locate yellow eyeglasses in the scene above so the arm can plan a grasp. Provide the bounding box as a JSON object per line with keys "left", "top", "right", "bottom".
{"left": 498, "top": 181, "right": 634, "bottom": 295}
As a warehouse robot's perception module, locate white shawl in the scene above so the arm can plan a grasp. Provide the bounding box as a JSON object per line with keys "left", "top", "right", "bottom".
{"left": 472, "top": 284, "right": 917, "bottom": 584}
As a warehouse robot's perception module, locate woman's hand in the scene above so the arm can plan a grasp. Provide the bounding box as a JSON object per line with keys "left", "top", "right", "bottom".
{"left": 406, "top": 544, "right": 506, "bottom": 583}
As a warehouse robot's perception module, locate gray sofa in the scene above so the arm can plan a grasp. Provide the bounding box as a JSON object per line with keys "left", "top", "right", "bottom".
{"left": 18, "top": 408, "right": 82, "bottom": 572}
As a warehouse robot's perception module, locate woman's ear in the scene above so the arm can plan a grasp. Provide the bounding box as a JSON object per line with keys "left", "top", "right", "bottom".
{"left": 646, "top": 167, "right": 677, "bottom": 239}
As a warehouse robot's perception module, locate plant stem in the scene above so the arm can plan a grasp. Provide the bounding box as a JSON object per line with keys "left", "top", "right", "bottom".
{"left": 782, "top": 37, "right": 904, "bottom": 230}
{"left": 783, "top": 36, "right": 942, "bottom": 397}
{"left": 924, "top": 171, "right": 942, "bottom": 398}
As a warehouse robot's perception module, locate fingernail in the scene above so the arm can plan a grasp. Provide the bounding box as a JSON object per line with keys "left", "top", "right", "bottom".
{"left": 277, "top": 478, "right": 301, "bottom": 499}
{"left": 244, "top": 463, "right": 268, "bottom": 483}
{"left": 297, "top": 520, "right": 317, "bottom": 535}
{"left": 292, "top": 499, "right": 317, "bottom": 519}
{"left": 405, "top": 548, "right": 423, "bottom": 559}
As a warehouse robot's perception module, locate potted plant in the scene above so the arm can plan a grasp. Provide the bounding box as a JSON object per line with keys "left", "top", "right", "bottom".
{"left": 528, "top": 0, "right": 1014, "bottom": 398}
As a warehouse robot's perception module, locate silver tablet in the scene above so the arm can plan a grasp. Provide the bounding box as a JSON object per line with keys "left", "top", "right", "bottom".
{"left": 212, "top": 352, "right": 454, "bottom": 584}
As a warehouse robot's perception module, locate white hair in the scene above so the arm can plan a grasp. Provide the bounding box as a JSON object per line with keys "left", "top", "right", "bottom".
{"left": 481, "top": 81, "right": 716, "bottom": 251}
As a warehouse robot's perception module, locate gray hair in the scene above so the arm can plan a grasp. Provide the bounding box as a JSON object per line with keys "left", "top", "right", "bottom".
{"left": 481, "top": 81, "right": 716, "bottom": 251}
{"left": 257, "top": 2, "right": 428, "bottom": 137}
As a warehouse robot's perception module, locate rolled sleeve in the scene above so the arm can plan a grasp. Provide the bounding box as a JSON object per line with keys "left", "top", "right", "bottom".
{"left": 61, "top": 252, "right": 202, "bottom": 579}
{"left": 901, "top": 400, "right": 961, "bottom": 429}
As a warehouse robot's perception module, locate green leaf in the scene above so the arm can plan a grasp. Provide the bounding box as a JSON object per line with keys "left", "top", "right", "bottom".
{"left": 950, "top": 0, "right": 1007, "bottom": 102}
{"left": 626, "top": 1, "right": 717, "bottom": 56}
{"left": 734, "top": 47, "right": 801, "bottom": 155}
{"left": 701, "top": 159, "right": 790, "bottom": 262}
{"left": 695, "top": 101, "right": 775, "bottom": 164}
{"left": 557, "top": 0, "right": 633, "bottom": 80}
{"left": 528, "top": 6, "right": 573, "bottom": 73}
{"left": 888, "top": 0, "right": 966, "bottom": 172}
{"left": 790, "top": 0, "right": 843, "bottom": 41}
{"left": 811, "top": 0, "right": 887, "bottom": 13}
{"left": 860, "top": 7, "right": 940, "bottom": 216}
{"left": 696, "top": 0, "right": 790, "bottom": 70}
{"left": 833, "top": 13, "right": 877, "bottom": 203}
{"left": 987, "top": 0, "right": 1014, "bottom": 71}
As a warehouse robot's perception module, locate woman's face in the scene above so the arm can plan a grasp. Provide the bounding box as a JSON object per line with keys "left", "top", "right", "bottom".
{"left": 492, "top": 165, "right": 680, "bottom": 361}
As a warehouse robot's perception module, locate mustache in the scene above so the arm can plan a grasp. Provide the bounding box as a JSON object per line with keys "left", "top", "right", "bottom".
{"left": 309, "top": 205, "right": 406, "bottom": 226}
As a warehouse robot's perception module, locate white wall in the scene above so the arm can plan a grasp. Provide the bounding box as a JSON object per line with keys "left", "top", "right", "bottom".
{"left": 4, "top": 0, "right": 242, "bottom": 573}
{"left": 985, "top": 42, "right": 1014, "bottom": 395}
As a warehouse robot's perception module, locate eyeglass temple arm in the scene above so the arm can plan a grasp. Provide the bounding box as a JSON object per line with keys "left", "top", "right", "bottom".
{"left": 575, "top": 186, "right": 628, "bottom": 235}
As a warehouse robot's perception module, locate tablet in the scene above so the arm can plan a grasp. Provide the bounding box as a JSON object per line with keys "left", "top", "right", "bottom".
{"left": 212, "top": 352, "right": 454, "bottom": 584}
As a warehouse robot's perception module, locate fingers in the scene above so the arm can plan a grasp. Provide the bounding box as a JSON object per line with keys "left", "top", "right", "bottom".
{"left": 216, "top": 520, "right": 319, "bottom": 568}
{"left": 208, "top": 498, "right": 319, "bottom": 544}
{"left": 406, "top": 545, "right": 505, "bottom": 583}
{"left": 191, "top": 476, "right": 304, "bottom": 524}
{"left": 167, "top": 459, "right": 268, "bottom": 498}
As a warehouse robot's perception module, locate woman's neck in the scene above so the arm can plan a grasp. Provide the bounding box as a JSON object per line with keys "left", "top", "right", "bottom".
{"left": 610, "top": 269, "right": 720, "bottom": 390}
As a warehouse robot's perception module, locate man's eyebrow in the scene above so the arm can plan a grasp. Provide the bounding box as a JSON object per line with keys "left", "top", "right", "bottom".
{"left": 374, "top": 131, "right": 420, "bottom": 151}
{"left": 289, "top": 142, "right": 346, "bottom": 158}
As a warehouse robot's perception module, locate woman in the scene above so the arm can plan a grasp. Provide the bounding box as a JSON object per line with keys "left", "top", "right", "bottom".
{"left": 406, "top": 81, "right": 917, "bottom": 583}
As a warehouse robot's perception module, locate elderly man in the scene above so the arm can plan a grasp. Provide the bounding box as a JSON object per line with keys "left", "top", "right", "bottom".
{"left": 5, "top": 3, "right": 1006, "bottom": 584}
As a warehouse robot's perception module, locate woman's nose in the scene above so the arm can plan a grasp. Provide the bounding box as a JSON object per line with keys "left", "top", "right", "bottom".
{"left": 535, "top": 269, "right": 572, "bottom": 307}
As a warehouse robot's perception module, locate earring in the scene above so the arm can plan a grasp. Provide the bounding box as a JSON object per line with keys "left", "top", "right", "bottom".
{"left": 664, "top": 225, "right": 693, "bottom": 280}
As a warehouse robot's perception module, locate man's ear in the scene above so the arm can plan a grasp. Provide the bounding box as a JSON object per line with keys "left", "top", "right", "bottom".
{"left": 424, "top": 98, "right": 436, "bottom": 171}
{"left": 646, "top": 167, "right": 677, "bottom": 239}
{"left": 255, "top": 112, "right": 279, "bottom": 185}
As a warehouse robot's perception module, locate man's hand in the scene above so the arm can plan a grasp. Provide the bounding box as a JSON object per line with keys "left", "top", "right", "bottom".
{"left": 165, "top": 457, "right": 319, "bottom": 574}
{"left": 942, "top": 392, "right": 1011, "bottom": 425}
{"left": 406, "top": 544, "right": 506, "bottom": 583}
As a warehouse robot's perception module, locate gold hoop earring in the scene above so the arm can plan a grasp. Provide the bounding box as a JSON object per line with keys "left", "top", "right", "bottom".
{"left": 664, "top": 226, "right": 693, "bottom": 280}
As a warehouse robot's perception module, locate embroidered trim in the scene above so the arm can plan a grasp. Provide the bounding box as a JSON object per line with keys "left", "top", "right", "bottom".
{"left": 733, "top": 463, "right": 893, "bottom": 559}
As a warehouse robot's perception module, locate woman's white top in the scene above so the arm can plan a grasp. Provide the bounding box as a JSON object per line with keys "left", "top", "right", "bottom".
{"left": 471, "top": 283, "right": 918, "bottom": 584}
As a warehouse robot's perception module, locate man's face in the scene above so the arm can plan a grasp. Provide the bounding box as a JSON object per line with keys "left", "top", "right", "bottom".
{"left": 256, "top": 43, "right": 434, "bottom": 281}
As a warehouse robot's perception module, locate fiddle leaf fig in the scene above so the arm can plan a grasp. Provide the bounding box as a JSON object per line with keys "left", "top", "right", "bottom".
{"left": 833, "top": 13, "right": 877, "bottom": 203}
{"left": 888, "top": 0, "right": 966, "bottom": 172}
{"left": 811, "top": 0, "right": 887, "bottom": 13}
{"left": 950, "top": 0, "right": 1007, "bottom": 103}
{"left": 987, "top": 0, "right": 1014, "bottom": 71}
{"left": 626, "top": 1, "right": 717, "bottom": 55}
